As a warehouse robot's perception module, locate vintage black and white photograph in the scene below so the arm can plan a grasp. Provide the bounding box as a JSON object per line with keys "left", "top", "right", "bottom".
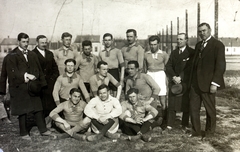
{"left": 0, "top": 0, "right": 240, "bottom": 151}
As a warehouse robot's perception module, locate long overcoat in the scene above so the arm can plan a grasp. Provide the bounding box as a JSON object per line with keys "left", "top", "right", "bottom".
{"left": 165, "top": 45, "right": 195, "bottom": 112}
{"left": 32, "top": 47, "right": 59, "bottom": 112}
{"left": 0, "top": 47, "right": 47, "bottom": 115}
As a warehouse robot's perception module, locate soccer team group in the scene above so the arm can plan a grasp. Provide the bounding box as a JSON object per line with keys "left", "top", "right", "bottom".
{"left": 0, "top": 22, "right": 226, "bottom": 142}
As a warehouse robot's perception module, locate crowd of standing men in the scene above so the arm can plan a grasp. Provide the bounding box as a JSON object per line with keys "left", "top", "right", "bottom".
{"left": 0, "top": 22, "right": 226, "bottom": 142}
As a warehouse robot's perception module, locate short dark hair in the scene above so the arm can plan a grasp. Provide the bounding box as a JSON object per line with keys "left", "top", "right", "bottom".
{"left": 198, "top": 22, "right": 211, "bottom": 29}
{"left": 36, "top": 35, "right": 47, "bottom": 42}
{"left": 97, "top": 84, "right": 109, "bottom": 95}
{"left": 178, "top": 33, "right": 188, "bottom": 40}
{"left": 149, "top": 35, "right": 160, "bottom": 44}
{"left": 64, "top": 58, "right": 76, "bottom": 65}
{"left": 103, "top": 33, "right": 113, "bottom": 39}
{"left": 82, "top": 40, "right": 92, "bottom": 48}
{"left": 61, "top": 32, "right": 72, "bottom": 39}
{"left": 97, "top": 61, "right": 108, "bottom": 69}
{"left": 127, "top": 88, "right": 139, "bottom": 96}
{"left": 127, "top": 60, "right": 139, "bottom": 68}
{"left": 17, "top": 33, "right": 29, "bottom": 41}
{"left": 70, "top": 88, "right": 81, "bottom": 95}
{"left": 126, "top": 29, "right": 137, "bottom": 36}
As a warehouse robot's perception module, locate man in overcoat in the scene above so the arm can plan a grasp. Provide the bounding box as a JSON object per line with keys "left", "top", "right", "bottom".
{"left": 32, "top": 35, "right": 59, "bottom": 118}
{"left": 189, "top": 23, "right": 226, "bottom": 137}
{"left": 165, "top": 33, "right": 195, "bottom": 132}
{"left": 0, "top": 33, "right": 53, "bottom": 140}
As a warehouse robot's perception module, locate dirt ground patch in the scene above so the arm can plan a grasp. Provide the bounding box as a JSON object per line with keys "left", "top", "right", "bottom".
{"left": 1, "top": 96, "right": 240, "bottom": 152}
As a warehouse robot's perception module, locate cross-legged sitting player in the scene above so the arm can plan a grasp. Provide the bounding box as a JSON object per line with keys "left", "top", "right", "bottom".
{"left": 120, "top": 88, "right": 158, "bottom": 142}
{"left": 49, "top": 88, "right": 90, "bottom": 140}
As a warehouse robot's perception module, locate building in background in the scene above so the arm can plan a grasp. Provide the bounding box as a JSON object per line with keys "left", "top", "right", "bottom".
{"left": 0, "top": 37, "right": 36, "bottom": 57}
{"left": 219, "top": 37, "right": 240, "bottom": 55}
{"left": 74, "top": 35, "right": 101, "bottom": 56}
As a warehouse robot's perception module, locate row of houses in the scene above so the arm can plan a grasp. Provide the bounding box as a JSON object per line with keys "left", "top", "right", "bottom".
{"left": 1, "top": 35, "right": 240, "bottom": 58}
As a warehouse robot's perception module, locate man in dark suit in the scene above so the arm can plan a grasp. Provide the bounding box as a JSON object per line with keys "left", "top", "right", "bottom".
{"left": 190, "top": 23, "right": 226, "bottom": 137}
{"left": 32, "top": 35, "right": 59, "bottom": 119}
{"left": 165, "top": 33, "right": 195, "bottom": 133}
{"left": 0, "top": 33, "right": 53, "bottom": 140}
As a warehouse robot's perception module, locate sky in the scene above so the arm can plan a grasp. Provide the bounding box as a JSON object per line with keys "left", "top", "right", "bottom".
{"left": 0, "top": 0, "right": 239, "bottom": 41}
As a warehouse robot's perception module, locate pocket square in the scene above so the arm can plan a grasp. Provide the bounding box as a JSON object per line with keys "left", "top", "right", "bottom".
{"left": 183, "top": 58, "right": 189, "bottom": 61}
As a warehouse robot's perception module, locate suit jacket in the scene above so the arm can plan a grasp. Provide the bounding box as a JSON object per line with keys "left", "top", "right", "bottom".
{"left": 32, "top": 47, "right": 59, "bottom": 111}
{"left": 0, "top": 47, "right": 47, "bottom": 115}
{"left": 191, "top": 36, "right": 226, "bottom": 92}
{"left": 165, "top": 45, "right": 195, "bottom": 112}
{"left": 165, "top": 45, "right": 195, "bottom": 85}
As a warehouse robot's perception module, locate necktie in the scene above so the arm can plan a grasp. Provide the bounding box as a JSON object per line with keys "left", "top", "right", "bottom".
{"left": 86, "top": 56, "right": 92, "bottom": 62}
{"left": 179, "top": 49, "right": 182, "bottom": 54}
{"left": 199, "top": 41, "right": 207, "bottom": 58}
{"left": 105, "top": 50, "right": 110, "bottom": 57}
{"left": 63, "top": 49, "right": 68, "bottom": 56}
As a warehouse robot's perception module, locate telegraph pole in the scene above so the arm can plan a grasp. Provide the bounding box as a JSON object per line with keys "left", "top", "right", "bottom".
{"left": 215, "top": 0, "right": 218, "bottom": 39}
{"left": 186, "top": 9, "right": 188, "bottom": 36}
{"left": 162, "top": 28, "right": 164, "bottom": 51}
{"left": 197, "top": 3, "right": 200, "bottom": 42}
{"left": 177, "top": 17, "right": 179, "bottom": 34}
{"left": 166, "top": 25, "right": 168, "bottom": 53}
{"left": 171, "top": 21, "right": 173, "bottom": 53}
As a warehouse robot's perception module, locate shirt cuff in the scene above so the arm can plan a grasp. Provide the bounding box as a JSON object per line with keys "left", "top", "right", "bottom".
{"left": 24, "top": 72, "right": 28, "bottom": 82}
{"left": 211, "top": 82, "right": 220, "bottom": 87}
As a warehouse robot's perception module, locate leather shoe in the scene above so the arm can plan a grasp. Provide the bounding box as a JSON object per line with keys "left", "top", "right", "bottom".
{"left": 141, "top": 134, "right": 152, "bottom": 142}
{"left": 87, "top": 134, "right": 103, "bottom": 142}
{"left": 105, "top": 132, "right": 121, "bottom": 139}
{"left": 72, "top": 133, "right": 86, "bottom": 141}
{"left": 41, "top": 130, "right": 57, "bottom": 139}
{"left": 21, "top": 135, "right": 32, "bottom": 141}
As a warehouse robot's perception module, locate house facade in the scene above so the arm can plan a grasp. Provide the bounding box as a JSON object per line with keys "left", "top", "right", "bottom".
{"left": 0, "top": 37, "right": 36, "bottom": 58}
{"left": 74, "top": 35, "right": 101, "bottom": 56}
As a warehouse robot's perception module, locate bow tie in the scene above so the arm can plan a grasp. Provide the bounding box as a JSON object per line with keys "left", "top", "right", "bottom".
{"left": 23, "top": 50, "right": 28, "bottom": 55}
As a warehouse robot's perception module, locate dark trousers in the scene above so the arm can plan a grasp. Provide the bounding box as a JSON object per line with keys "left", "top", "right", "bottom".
{"left": 19, "top": 111, "right": 47, "bottom": 136}
{"left": 190, "top": 86, "right": 216, "bottom": 135}
{"left": 84, "top": 83, "right": 91, "bottom": 93}
{"left": 167, "top": 110, "right": 189, "bottom": 127}
{"left": 108, "top": 68, "right": 120, "bottom": 91}
{"left": 92, "top": 119, "right": 115, "bottom": 135}
{"left": 121, "top": 121, "right": 152, "bottom": 136}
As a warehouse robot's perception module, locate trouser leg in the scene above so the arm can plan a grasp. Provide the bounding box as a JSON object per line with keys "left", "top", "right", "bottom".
{"left": 189, "top": 87, "right": 202, "bottom": 135}
{"left": 167, "top": 109, "right": 176, "bottom": 127}
{"left": 182, "top": 112, "right": 190, "bottom": 127}
{"left": 34, "top": 111, "right": 47, "bottom": 133}
{"left": 202, "top": 93, "right": 216, "bottom": 133}
{"left": 121, "top": 121, "right": 141, "bottom": 135}
{"left": 18, "top": 114, "right": 28, "bottom": 136}
{"left": 92, "top": 119, "right": 115, "bottom": 135}
{"left": 140, "top": 121, "right": 152, "bottom": 134}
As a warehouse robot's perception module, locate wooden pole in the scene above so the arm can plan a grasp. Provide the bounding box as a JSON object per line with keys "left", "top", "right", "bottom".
{"left": 186, "top": 9, "right": 188, "bottom": 36}
{"left": 166, "top": 25, "right": 168, "bottom": 53}
{"left": 171, "top": 21, "right": 173, "bottom": 53}
{"left": 197, "top": 3, "right": 200, "bottom": 42}
{"left": 177, "top": 17, "right": 179, "bottom": 35}
{"left": 162, "top": 28, "right": 164, "bottom": 51}
{"left": 215, "top": 0, "right": 218, "bottom": 39}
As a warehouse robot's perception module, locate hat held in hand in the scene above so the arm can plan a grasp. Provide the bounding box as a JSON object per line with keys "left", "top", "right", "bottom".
{"left": 171, "top": 83, "right": 187, "bottom": 96}
{"left": 28, "top": 80, "right": 42, "bottom": 96}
